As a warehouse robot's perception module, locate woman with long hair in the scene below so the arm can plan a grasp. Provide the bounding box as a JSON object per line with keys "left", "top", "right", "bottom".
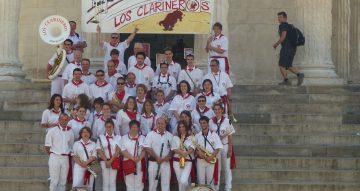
{"left": 67, "top": 106, "right": 91, "bottom": 140}
{"left": 171, "top": 121, "right": 195, "bottom": 191}
{"left": 41, "top": 94, "right": 64, "bottom": 129}
{"left": 116, "top": 96, "right": 140, "bottom": 136}
{"left": 96, "top": 119, "right": 122, "bottom": 191}
{"left": 139, "top": 99, "right": 157, "bottom": 136}
{"left": 72, "top": 127, "right": 97, "bottom": 190}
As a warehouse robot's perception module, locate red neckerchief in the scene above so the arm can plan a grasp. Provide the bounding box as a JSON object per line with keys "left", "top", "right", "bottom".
{"left": 115, "top": 90, "right": 125, "bottom": 102}
{"left": 125, "top": 109, "right": 137, "bottom": 120}
{"left": 95, "top": 80, "right": 108, "bottom": 87}
{"left": 187, "top": 66, "right": 195, "bottom": 72}
{"left": 154, "top": 129, "right": 165, "bottom": 136}
{"left": 109, "top": 42, "right": 119, "bottom": 47}
{"left": 82, "top": 72, "right": 92, "bottom": 76}
{"left": 81, "top": 139, "right": 91, "bottom": 146}
{"left": 128, "top": 133, "right": 140, "bottom": 141}
{"left": 74, "top": 117, "right": 86, "bottom": 125}
{"left": 180, "top": 93, "right": 191, "bottom": 99}
{"left": 126, "top": 83, "right": 136, "bottom": 88}
{"left": 156, "top": 100, "right": 166, "bottom": 107}
{"left": 213, "top": 34, "right": 224, "bottom": 41}
{"left": 71, "top": 61, "right": 81, "bottom": 67}
{"left": 202, "top": 91, "right": 212, "bottom": 96}
{"left": 137, "top": 97, "right": 145, "bottom": 104}
{"left": 100, "top": 116, "right": 109, "bottom": 122}
{"left": 135, "top": 64, "right": 147, "bottom": 70}
{"left": 106, "top": 133, "right": 113, "bottom": 139}
{"left": 72, "top": 80, "right": 83, "bottom": 87}
{"left": 108, "top": 70, "right": 116, "bottom": 77}
{"left": 58, "top": 124, "right": 70, "bottom": 131}
{"left": 196, "top": 106, "right": 210, "bottom": 115}
{"left": 113, "top": 59, "right": 120, "bottom": 67}
{"left": 51, "top": 108, "right": 61, "bottom": 114}
{"left": 94, "top": 111, "right": 102, "bottom": 118}
{"left": 142, "top": 113, "right": 156, "bottom": 130}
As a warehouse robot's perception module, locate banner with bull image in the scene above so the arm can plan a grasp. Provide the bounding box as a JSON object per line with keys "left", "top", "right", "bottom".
{"left": 82, "top": 0, "right": 214, "bottom": 34}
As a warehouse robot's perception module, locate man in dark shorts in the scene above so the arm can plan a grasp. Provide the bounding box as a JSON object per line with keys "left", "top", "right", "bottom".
{"left": 273, "top": 11, "right": 304, "bottom": 86}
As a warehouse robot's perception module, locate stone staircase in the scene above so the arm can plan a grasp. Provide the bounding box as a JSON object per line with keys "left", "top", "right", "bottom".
{"left": 231, "top": 85, "right": 360, "bottom": 191}
{"left": 0, "top": 84, "right": 360, "bottom": 191}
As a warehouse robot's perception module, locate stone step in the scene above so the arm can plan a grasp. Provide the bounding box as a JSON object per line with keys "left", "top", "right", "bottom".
{"left": 232, "top": 103, "right": 360, "bottom": 114}
{"left": 0, "top": 167, "right": 48, "bottom": 179}
{"left": 0, "top": 121, "right": 41, "bottom": 132}
{"left": 233, "top": 134, "right": 360, "bottom": 145}
{"left": 0, "top": 90, "right": 50, "bottom": 103}
{"left": 232, "top": 94, "right": 360, "bottom": 104}
{"left": 0, "top": 179, "right": 48, "bottom": 191}
{"left": 0, "top": 132, "right": 45, "bottom": 143}
{"left": 2, "top": 101, "right": 48, "bottom": 112}
{"left": 236, "top": 169, "right": 360, "bottom": 182}
{"left": 0, "top": 154, "right": 48, "bottom": 167}
{"left": 234, "top": 145, "right": 360, "bottom": 157}
{"left": 0, "top": 143, "right": 44, "bottom": 155}
{"left": 235, "top": 182, "right": 360, "bottom": 191}
{"left": 232, "top": 85, "right": 360, "bottom": 95}
{"left": 236, "top": 124, "right": 360, "bottom": 134}
{"left": 0, "top": 111, "right": 42, "bottom": 121}
{"left": 237, "top": 156, "right": 360, "bottom": 170}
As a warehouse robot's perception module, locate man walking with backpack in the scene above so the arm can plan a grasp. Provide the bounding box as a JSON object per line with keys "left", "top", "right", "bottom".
{"left": 273, "top": 12, "right": 304, "bottom": 86}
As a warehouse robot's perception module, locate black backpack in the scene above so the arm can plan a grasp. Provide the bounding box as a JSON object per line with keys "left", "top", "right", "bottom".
{"left": 288, "top": 24, "right": 305, "bottom": 47}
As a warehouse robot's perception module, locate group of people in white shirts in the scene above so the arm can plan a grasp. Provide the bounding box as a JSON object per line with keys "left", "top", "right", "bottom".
{"left": 43, "top": 22, "right": 235, "bottom": 191}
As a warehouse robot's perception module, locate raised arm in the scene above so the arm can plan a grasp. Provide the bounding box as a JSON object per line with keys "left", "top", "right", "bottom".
{"left": 126, "top": 26, "right": 139, "bottom": 45}
{"left": 96, "top": 25, "right": 105, "bottom": 48}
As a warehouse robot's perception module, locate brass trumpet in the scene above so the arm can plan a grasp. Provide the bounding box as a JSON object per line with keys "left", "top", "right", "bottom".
{"left": 191, "top": 137, "right": 216, "bottom": 164}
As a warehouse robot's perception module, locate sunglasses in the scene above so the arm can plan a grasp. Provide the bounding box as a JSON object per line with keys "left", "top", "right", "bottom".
{"left": 117, "top": 82, "right": 125, "bottom": 85}
{"left": 111, "top": 37, "right": 119, "bottom": 39}
{"left": 198, "top": 100, "right": 206, "bottom": 102}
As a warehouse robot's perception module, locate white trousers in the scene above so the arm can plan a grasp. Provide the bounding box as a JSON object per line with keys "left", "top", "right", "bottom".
{"left": 124, "top": 161, "right": 144, "bottom": 191}
{"left": 100, "top": 161, "right": 117, "bottom": 191}
{"left": 148, "top": 161, "right": 170, "bottom": 191}
{"left": 173, "top": 160, "right": 192, "bottom": 191}
{"left": 196, "top": 159, "right": 215, "bottom": 189}
{"left": 49, "top": 154, "right": 69, "bottom": 191}
{"left": 72, "top": 163, "right": 94, "bottom": 190}
{"left": 216, "top": 145, "right": 232, "bottom": 191}
{"left": 51, "top": 77, "right": 64, "bottom": 96}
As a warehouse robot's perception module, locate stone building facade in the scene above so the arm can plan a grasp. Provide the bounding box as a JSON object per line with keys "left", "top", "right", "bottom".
{"left": 0, "top": 0, "right": 359, "bottom": 85}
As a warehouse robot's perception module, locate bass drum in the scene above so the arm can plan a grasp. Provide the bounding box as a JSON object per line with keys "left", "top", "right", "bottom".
{"left": 189, "top": 185, "right": 214, "bottom": 191}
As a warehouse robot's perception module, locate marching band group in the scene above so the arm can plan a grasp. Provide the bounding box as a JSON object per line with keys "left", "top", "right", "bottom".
{"left": 42, "top": 21, "right": 235, "bottom": 191}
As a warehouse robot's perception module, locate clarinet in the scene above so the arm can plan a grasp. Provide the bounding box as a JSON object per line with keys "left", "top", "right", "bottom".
{"left": 155, "top": 143, "right": 164, "bottom": 180}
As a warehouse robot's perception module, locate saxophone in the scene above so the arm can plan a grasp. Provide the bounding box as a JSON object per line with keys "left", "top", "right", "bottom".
{"left": 191, "top": 137, "right": 216, "bottom": 164}
{"left": 179, "top": 136, "right": 186, "bottom": 168}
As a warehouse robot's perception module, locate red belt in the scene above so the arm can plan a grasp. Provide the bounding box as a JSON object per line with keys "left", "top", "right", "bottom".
{"left": 173, "top": 157, "right": 191, "bottom": 162}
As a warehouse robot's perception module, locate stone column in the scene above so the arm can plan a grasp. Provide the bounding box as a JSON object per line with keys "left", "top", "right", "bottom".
{"left": 295, "top": 0, "right": 343, "bottom": 85}
{"left": 0, "top": 0, "right": 25, "bottom": 81}
{"left": 349, "top": 0, "right": 360, "bottom": 83}
{"left": 332, "top": 0, "right": 351, "bottom": 82}
{"left": 194, "top": 0, "right": 229, "bottom": 70}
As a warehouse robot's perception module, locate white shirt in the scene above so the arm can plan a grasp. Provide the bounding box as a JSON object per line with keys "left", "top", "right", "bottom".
{"left": 68, "top": 33, "right": 85, "bottom": 46}
{"left": 96, "top": 133, "right": 121, "bottom": 159}
{"left": 117, "top": 62, "right": 128, "bottom": 76}
{"left": 41, "top": 108, "right": 61, "bottom": 126}
{"left": 169, "top": 94, "right": 196, "bottom": 114}
{"left": 116, "top": 109, "right": 140, "bottom": 136}
{"left": 135, "top": 97, "right": 146, "bottom": 114}
{"left": 155, "top": 61, "right": 181, "bottom": 80}
{"left": 128, "top": 64, "right": 154, "bottom": 90}
{"left": 81, "top": 72, "right": 96, "bottom": 85}
{"left": 72, "top": 139, "right": 97, "bottom": 161}
{"left": 194, "top": 130, "right": 222, "bottom": 154}
{"left": 105, "top": 72, "right": 123, "bottom": 89}
{"left": 209, "top": 117, "right": 235, "bottom": 145}
{"left": 67, "top": 118, "right": 91, "bottom": 140}
{"left": 62, "top": 62, "right": 82, "bottom": 82}
{"left": 152, "top": 73, "right": 177, "bottom": 98}
{"left": 191, "top": 107, "right": 215, "bottom": 128}
{"left": 103, "top": 41, "right": 129, "bottom": 72}
{"left": 92, "top": 117, "right": 120, "bottom": 138}
{"left": 89, "top": 81, "right": 113, "bottom": 102}
{"left": 45, "top": 125, "right": 74, "bottom": 155}
{"left": 62, "top": 80, "right": 90, "bottom": 109}
{"left": 139, "top": 113, "right": 157, "bottom": 136}
{"left": 178, "top": 67, "right": 203, "bottom": 91}
{"left": 202, "top": 71, "right": 233, "bottom": 96}
{"left": 120, "top": 134, "right": 146, "bottom": 160}
{"left": 196, "top": 92, "right": 222, "bottom": 108}
{"left": 124, "top": 83, "right": 137, "bottom": 97}
{"left": 144, "top": 130, "right": 173, "bottom": 158}
{"left": 171, "top": 136, "right": 195, "bottom": 160}
{"left": 154, "top": 101, "right": 170, "bottom": 119}
{"left": 88, "top": 111, "right": 102, "bottom": 128}
{"left": 128, "top": 55, "right": 151, "bottom": 69}
{"left": 209, "top": 34, "right": 228, "bottom": 57}
{"left": 48, "top": 51, "right": 74, "bottom": 77}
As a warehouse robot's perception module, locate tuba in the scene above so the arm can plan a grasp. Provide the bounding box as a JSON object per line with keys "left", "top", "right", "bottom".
{"left": 39, "top": 15, "right": 70, "bottom": 80}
